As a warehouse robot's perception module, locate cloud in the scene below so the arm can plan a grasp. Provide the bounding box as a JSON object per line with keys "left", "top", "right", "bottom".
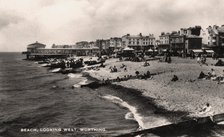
{"left": 0, "top": 0, "right": 224, "bottom": 51}
{"left": 0, "top": 12, "right": 23, "bottom": 30}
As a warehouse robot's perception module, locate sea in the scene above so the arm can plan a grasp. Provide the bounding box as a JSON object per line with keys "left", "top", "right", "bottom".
{"left": 1, "top": 52, "right": 224, "bottom": 137}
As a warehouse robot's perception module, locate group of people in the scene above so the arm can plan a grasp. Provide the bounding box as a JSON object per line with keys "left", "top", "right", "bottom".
{"left": 198, "top": 69, "right": 224, "bottom": 84}
{"left": 49, "top": 58, "right": 83, "bottom": 69}
{"left": 102, "top": 70, "right": 153, "bottom": 84}
{"left": 159, "top": 52, "right": 172, "bottom": 63}
{"left": 189, "top": 103, "right": 214, "bottom": 119}
{"left": 109, "top": 66, "right": 118, "bottom": 72}
{"left": 110, "top": 64, "right": 127, "bottom": 73}
{"left": 135, "top": 70, "right": 152, "bottom": 80}
{"left": 197, "top": 54, "right": 207, "bottom": 65}
{"left": 102, "top": 75, "right": 133, "bottom": 84}
{"left": 143, "top": 61, "right": 150, "bottom": 67}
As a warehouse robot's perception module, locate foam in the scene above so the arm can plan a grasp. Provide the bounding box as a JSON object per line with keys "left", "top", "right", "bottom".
{"left": 72, "top": 78, "right": 88, "bottom": 88}
{"left": 101, "top": 95, "right": 145, "bottom": 129}
{"left": 125, "top": 112, "right": 135, "bottom": 120}
{"left": 78, "top": 79, "right": 88, "bottom": 85}
{"left": 50, "top": 68, "right": 61, "bottom": 73}
{"left": 40, "top": 63, "right": 49, "bottom": 67}
{"left": 67, "top": 73, "right": 82, "bottom": 78}
{"left": 72, "top": 84, "right": 81, "bottom": 88}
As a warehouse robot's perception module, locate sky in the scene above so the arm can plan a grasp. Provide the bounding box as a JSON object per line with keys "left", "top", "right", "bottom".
{"left": 0, "top": 0, "right": 224, "bottom": 52}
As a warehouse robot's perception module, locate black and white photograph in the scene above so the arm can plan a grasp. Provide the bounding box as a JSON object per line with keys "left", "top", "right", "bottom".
{"left": 1, "top": 0, "right": 224, "bottom": 136}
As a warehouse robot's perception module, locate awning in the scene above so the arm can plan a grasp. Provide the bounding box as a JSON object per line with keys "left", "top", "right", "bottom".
{"left": 192, "top": 49, "right": 203, "bottom": 53}
{"left": 206, "top": 50, "right": 214, "bottom": 53}
{"left": 123, "top": 47, "right": 134, "bottom": 51}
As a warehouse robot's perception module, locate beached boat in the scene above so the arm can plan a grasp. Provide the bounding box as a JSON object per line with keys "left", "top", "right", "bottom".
{"left": 38, "top": 60, "right": 49, "bottom": 64}
{"left": 84, "top": 60, "right": 105, "bottom": 66}
{"left": 116, "top": 113, "right": 224, "bottom": 137}
{"left": 50, "top": 68, "right": 62, "bottom": 73}
{"left": 40, "top": 63, "right": 50, "bottom": 67}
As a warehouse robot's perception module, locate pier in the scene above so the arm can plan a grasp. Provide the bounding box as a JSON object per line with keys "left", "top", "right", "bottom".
{"left": 22, "top": 42, "right": 100, "bottom": 60}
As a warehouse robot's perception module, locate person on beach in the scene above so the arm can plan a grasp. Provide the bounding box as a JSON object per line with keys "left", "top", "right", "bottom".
{"left": 208, "top": 68, "right": 217, "bottom": 80}
{"left": 198, "top": 71, "right": 208, "bottom": 79}
{"left": 189, "top": 103, "right": 214, "bottom": 120}
{"left": 143, "top": 61, "right": 150, "bottom": 67}
{"left": 197, "top": 56, "right": 201, "bottom": 64}
{"left": 113, "top": 66, "right": 118, "bottom": 72}
{"left": 199, "top": 103, "right": 212, "bottom": 114}
{"left": 124, "top": 67, "right": 127, "bottom": 72}
{"left": 171, "top": 75, "right": 178, "bottom": 82}
{"left": 135, "top": 71, "right": 140, "bottom": 78}
{"left": 146, "top": 71, "right": 151, "bottom": 77}
{"left": 218, "top": 70, "right": 224, "bottom": 84}
{"left": 120, "top": 63, "right": 126, "bottom": 68}
{"left": 198, "top": 103, "right": 214, "bottom": 121}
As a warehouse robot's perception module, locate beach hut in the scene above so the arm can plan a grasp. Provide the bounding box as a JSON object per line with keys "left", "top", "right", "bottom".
{"left": 122, "top": 47, "right": 135, "bottom": 57}
{"left": 205, "top": 49, "right": 214, "bottom": 57}
{"left": 192, "top": 49, "right": 203, "bottom": 57}
{"left": 123, "top": 47, "right": 135, "bottom": 51}
{"left": 145, "top": 49, "right": 154, "bottom": 56}
{"left": 148, "top": 49, "right": 153, "bottom": 52}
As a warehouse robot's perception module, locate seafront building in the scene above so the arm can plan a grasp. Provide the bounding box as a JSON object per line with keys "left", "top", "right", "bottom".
{"left": 109, "top": 37, "right": 123, "bottom": 51}
{"left": 121, "top": 33, "right": 155, "bottom": 51}
{"left": 158, "top": 26, "right": 202, "bottom": 54}
{"left": 75, "top": 41, "right": 89, "bottom": 48}
{"left": 206, "top": 25, "right": 224, "bottom": 56}
{"left": 51, "top": 44, "right": 73, "bottom": 48}
{"left": 23, "top": 24, "right": 224, "bottom": 59}
{"left": 95, "top": 39, "right": 110, "bottom": 55}
{"left": 159, "top": 32, "right": 171, "bottom": 50}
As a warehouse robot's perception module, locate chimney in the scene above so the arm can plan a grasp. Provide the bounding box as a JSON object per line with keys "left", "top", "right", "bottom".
{"left": 187, "top": 29, "right": 191, "bottom": 35}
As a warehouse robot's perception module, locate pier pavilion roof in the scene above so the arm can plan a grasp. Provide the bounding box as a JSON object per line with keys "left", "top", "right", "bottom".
{"left": 27, "top": 41, "right": 46, "bottom": 49}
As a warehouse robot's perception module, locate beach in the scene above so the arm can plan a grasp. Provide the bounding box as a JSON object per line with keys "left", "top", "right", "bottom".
{"left": 86, "top": 57, "right": 224, "bottom": 125}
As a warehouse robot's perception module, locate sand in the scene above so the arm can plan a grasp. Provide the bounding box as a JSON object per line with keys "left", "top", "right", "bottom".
{"left": 85, "top": 57, "right": 224, "bottom": 118}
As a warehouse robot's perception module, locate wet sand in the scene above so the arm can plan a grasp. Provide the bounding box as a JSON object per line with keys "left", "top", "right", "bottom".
{"left": 85, "top": 57, "right": 224, "bottom": 121}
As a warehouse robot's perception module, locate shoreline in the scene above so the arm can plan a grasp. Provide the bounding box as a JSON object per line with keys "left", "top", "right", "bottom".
{"left": 83, "top": 57, "right": 224, "bottom": 127}
{"left": 83, "top": 72, "right": 188, "bottom": 130}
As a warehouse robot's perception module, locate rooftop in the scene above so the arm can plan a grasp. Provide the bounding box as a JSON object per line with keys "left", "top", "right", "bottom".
{"left": 123, "top": 33, "right": 155, "bottom": 38}
{"left": 27, "top": 41, "right": 46, "bottom": 48}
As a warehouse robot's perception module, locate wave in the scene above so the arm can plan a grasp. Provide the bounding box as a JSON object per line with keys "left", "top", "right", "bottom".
{"left": 101, "top": 95, "right": 145, "bottom": 129}
{"left": 72, "top": 78, "right": 88, "bottom": 88}
{"left": 125, "top": 112, "right": 135, "bottom": 120}
{"left": 72, "top": 84, "right": 81, "bottom": 88}
{"left": 67, "top": 73, "right": 83, "bottom": 78}
{"left": 23, "top": 73, "right": 53, "bottom": 80}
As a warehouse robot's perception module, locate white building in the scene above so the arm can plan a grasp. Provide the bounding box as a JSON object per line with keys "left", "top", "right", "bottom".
{"left": 121, "top": 33, "right": 155, "bottom": 51}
